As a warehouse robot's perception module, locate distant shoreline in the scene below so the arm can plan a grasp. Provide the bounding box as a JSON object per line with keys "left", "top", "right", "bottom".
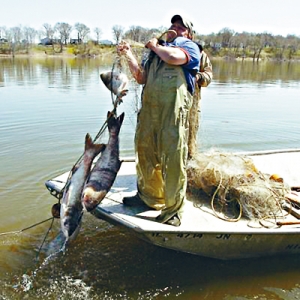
{"left": 0, "top": 51, "right": 111, "bottom": 59}
{"left": 1, "top": 51, "right": 299, "bottom": 63}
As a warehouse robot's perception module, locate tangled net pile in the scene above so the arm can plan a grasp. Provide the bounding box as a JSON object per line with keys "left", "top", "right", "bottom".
{"left": 187, "top": 150, "right": 291, "bottom": 221}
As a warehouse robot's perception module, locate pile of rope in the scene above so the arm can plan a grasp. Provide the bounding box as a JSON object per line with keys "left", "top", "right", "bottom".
{"left": 187, "top": 150, "right": 291, "bottom": 221}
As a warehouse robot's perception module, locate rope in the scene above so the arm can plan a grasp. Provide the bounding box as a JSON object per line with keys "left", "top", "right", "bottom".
{"left": 0, "top": 216, "right": 60, "bottom": 262}
{"left": 190, "top": 152, "right": 292, "bottom": 224}
{"left": 0, "top": 217, "right": 54, "bottom": 236}
{"left": 35, "top": 217, "right": 55, "bottom": 261}
{"left": 55, "top": 56, "right": 125, "bottom": 196}
{"left": 210, "top": 170, "right": 243, "bottom": 222}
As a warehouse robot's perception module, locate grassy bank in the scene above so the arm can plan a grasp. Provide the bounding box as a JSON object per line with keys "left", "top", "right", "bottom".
{"left": 1, "top": 42, "right": 300, "bottom": 62}
{"left": 0, "top": 42, "right": 144, "bottom": 58}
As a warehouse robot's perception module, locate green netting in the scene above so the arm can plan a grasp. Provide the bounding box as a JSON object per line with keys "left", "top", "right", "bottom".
{"left": 187, "top": 150, "right": 290, "bottom": 221}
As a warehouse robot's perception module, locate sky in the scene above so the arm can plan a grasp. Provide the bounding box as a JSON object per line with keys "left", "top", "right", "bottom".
{"left": 0, "top": 0, "right": 299, "bottom": 41}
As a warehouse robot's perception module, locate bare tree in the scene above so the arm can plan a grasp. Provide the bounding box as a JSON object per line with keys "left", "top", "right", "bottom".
{"left": 228, "top": 33, "right": 240, "bottom": 56}
{"left": 156, "top": 26, "right": 168, "bottom": 36}
{"left": 285, "top": 34, "right": 299, "bottom": 60}
{"left": 23, "top": 27, "right": 37, "bottom": 44}
{"left": 249, "top": 32, "right": 272, "bottom": 62}
{"left": 201, "top": 32, "right": 220, "bottom": 51}
{"left": 94, "top": 27, "right": 102, "bottom": 44}
{"left": 23, "top": 26, "right": 36, "bottom": 53}
{"left": 142, "top": 27, "right": 159, "bottom": 43}
{"left": 249, "top": 33, "right": 260, "bottom": 61}
{"left": 273, "top": 35, "right": 287, "bottom": 60}
{"left": 126, "top": 25, "right": 143, "bottom": 43}
{"left": 112, "top": 25, "right": 124, "bottom": 44}
{"left": 11, "top": 26, "right": 23, "bottom": 44}
{"left": 55, "top": 22, "right": 72, "bottom": 45}
{"left": 124, "top": 26, "right": 161, "bottom": 44}
{"left": 257, "top": 33, "right": 273, "bottom": 61}
{"left": 238, "top": 32, "right": 252, "bottom": 59}
{"left": 3, "top": 27, "right": 12, "bottom": 43}
{"left": 42, "top": 23, "right": 55, "bottom": 39}
{"left": 74, "top": 23, "right": 90, "bottom": 42}
{"left": 218, "top": 27, "right": 235, "bottom": 48}
{"left": 0, "top": 26, "right": 6, "bottom": 38}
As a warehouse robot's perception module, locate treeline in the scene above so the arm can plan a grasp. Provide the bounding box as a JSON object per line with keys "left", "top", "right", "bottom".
{"left": 0, "top": 22, "right": 299, "bottom": 61}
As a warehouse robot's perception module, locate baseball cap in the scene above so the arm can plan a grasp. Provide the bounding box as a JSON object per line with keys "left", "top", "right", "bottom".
{"left": 171, "top": 15, "right": 193, "bottom": 32}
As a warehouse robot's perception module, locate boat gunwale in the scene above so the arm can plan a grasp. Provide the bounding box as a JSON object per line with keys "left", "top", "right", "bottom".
{"left": 93, "top": 204, "right": 300, "bottom": 236}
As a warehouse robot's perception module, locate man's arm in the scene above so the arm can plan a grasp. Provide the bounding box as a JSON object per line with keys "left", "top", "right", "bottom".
{"left": 196, "top": 51, "right": 213, "bottom": 87}
{"left": 146, "top": 38, "right": 188, "bottom": 65}
{"left": 117, "top": 41, "right": 147, "bottom": 84}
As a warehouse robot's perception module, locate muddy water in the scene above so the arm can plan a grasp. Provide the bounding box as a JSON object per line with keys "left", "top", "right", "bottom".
{"left": 1, "top": 57, "right": 300, "bottom": 299}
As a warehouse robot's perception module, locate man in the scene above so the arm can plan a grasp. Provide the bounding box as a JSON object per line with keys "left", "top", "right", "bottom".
{"left": 117, "top": 15, "right": 201, "bottom": 226}
{"left": 188, "top": 44, "right": 213, "bottom": 158}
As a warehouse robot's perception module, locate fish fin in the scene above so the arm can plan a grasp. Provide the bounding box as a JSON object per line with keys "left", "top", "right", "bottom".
{"left": 118, "top": 112, "right": 125, "bottom": 126}
{"left": 106, "top": 111, "right": 125, "bottom": 131}
{"left": 100, "top": 72, "right": 112, "bottom": 92}
{"left": 45, "top": 230, "right": 67, "bottom": 257}
{"left": 98, "top": 144, "right": 106, "bottom": 153}
{"left": 85, "top": 133, "right": 93, "bottom": 151}
{"left": 107, "top": 110, "right": 115, "bottom": 119}
{"left": 94, "top": 143, "right": 106, "bottom": 154}
{"left": 118, "top": 89, "right": 128, "bottom": 98}
{"left": 85, "top": 133, "right": 106, "bottom": 153}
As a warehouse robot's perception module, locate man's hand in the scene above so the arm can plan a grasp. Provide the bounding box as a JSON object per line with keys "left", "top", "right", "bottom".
{"left": 117, "top": 41, "right": 131, "bottom": 56}
{"left": 196, "top": 72, "right": 204, "bottom": 85}
{"left": 145, "top": 38, "right": 158, "bottom": 50}
{"left": 117, "top": 40, "right": 146, "bottom": 84}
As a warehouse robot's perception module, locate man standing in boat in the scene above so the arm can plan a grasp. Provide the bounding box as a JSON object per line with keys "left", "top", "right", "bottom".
{"left": 117, "top": 15, "right": 201, "bottom": 226}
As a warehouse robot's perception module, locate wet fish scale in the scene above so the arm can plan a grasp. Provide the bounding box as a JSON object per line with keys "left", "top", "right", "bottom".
{"left": 82, "top": 112, "right": 125, "bottom": 211}
{"left": 60, "top": 134, "right": 105, "bottom": 239}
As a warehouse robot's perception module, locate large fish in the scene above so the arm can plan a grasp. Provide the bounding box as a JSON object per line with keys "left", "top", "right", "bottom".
{"left": 82, "top": 112, "right": 125, "bottom": 211}
{"left": 100, "top": 71, "right": 128, "bottom": 97}
{"left": 60, "top": 134, "right": 105, "bottom": 239}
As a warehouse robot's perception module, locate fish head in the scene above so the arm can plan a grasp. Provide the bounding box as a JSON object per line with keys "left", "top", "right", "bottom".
{"left": 100, "top": 71, "right": 129, "bottom": 96}
{"left": 82, "top": 187, "right": 107, "bottom": 212}
{"left": 60, "top": 205, "right": 83, "bottom": 240}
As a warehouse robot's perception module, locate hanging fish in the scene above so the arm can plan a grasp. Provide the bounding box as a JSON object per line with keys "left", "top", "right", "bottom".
{"left": 81, "top": 112, "right": 124, "bottom": 211}
{"left": 60, "top": 134, "right": 106, "bottom": 240}
{"left": 100, "top": 71, "right": 129, "bottom": 98}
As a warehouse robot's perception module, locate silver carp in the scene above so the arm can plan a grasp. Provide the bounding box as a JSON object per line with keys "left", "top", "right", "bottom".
{"left": 60, "top": 134, "right": 105, "bottom": 239}
{"left": 100, "top": 71, "right": 128, "bottom": 97}
{"left": 82, "top": 112, "right": 125, "bottom": 211}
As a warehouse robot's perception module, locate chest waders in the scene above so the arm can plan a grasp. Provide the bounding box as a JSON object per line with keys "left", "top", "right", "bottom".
{"left": 135, "top": 56, "right": 192, "bottom": 223}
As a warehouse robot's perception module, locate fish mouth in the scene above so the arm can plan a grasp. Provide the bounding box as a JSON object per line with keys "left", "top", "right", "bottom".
{"left": 62, "top": 210, "right": 83, "bottom": 239}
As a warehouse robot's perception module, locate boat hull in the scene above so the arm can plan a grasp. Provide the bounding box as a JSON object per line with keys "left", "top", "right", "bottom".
{"left": 46, "top": 149, "right": 300, "bottom": 260}
{"left": 92, "top": 196, "right": 300, "bottom": 260}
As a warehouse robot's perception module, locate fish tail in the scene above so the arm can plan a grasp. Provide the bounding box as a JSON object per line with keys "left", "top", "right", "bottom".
{"left": 107, "top": 111, "right": 125, "bottom": 132}
{"left": 85, "top": 133, "right": 106, "bottom": 155}
{"left": 118, "top": 112, "right": 125, "bottom": 126}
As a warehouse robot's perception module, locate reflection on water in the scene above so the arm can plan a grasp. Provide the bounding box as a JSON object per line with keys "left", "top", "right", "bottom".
{"left": 1, "top": 57, "right": 300, "bottom": 299}
{"left": 215, "top": 59, "right": 300, "bottom": 84}
{"left": 0, "top": 56, "right": 115, "bottom": 88}
{"left": 2, "top": 57, "right": 300, "bottom": 88}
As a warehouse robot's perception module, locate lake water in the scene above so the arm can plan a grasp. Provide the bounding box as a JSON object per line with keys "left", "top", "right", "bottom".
{"left": 1, "top": 56, "right": 300, "bottom": 299}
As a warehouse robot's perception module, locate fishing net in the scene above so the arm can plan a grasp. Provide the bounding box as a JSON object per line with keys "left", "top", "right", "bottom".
{"left": 187, "top": 150, "right": 291, "bottom": 221}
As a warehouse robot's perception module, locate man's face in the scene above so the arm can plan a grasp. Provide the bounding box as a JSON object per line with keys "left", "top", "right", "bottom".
{"left": 169, "top": 21, "right": 189, "bottom": 39}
